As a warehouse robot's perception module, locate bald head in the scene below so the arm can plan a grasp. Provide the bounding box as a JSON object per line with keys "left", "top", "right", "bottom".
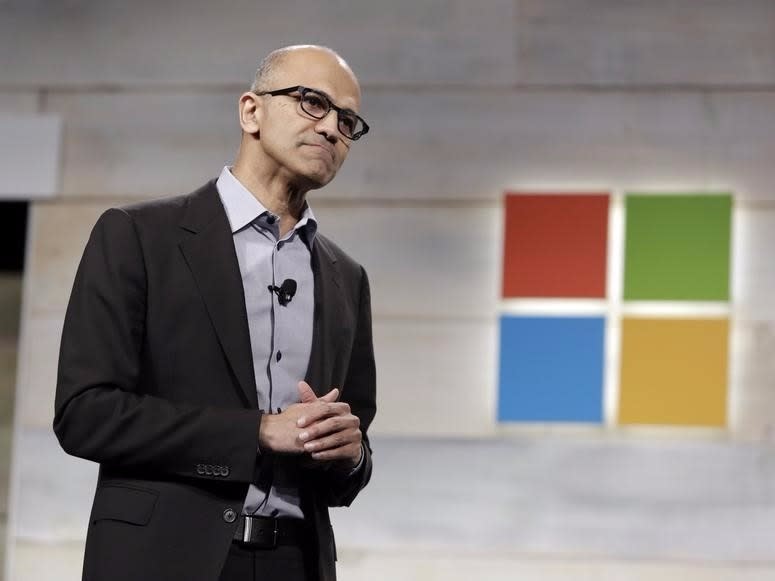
{"left": 250, "top": 45, "right": 360, "bottom": 97}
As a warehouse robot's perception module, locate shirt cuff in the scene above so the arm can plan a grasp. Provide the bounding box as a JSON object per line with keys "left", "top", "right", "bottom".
{"left": 347, "top": 443, "right": 365, "bottom": 476}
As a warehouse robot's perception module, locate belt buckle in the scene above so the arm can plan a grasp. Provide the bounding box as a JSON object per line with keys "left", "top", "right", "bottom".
{"left": 242, "top": 516, "right": 253, "bottom": 544}
{"left": 242, "top": 516, "right": 278, "bottom": 549}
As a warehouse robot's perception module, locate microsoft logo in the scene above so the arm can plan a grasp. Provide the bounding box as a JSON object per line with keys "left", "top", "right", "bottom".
{"left": 497, "top": 192, "right": 732, "bottom": 427}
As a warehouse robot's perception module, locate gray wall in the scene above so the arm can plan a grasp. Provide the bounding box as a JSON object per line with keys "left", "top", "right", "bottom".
{"left": 2, "top": 1, "right": 775, "bottom": 579}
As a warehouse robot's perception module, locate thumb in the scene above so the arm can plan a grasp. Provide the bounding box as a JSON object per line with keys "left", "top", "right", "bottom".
{"left": 298, "top": 381, "right": 317, "bottom": 403}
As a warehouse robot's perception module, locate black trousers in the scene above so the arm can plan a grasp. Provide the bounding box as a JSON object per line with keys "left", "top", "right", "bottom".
{"left": 218, "top": 541, "right": 314, "bottom": 581}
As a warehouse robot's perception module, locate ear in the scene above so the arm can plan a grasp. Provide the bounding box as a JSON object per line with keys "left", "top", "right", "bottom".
{"left": 238, "top": 92, "right": 262, "bottom": 135}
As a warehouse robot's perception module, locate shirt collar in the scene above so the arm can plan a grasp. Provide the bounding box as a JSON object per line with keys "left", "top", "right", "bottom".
{"left": 215, "top": 166, "right": 318, "bottom": 247}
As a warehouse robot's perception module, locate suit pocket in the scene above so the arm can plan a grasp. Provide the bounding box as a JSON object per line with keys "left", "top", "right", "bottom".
{"left": 91, "top": 483, "right": 159, "bottom": 526}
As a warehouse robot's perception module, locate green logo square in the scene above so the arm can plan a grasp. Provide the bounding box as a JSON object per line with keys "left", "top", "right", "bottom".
{"left": 623, "top": 194, "right": 732, "bottom": 301}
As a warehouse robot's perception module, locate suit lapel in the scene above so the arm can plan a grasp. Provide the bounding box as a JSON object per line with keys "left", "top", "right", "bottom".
{"left": 306, "top": 237, "right": 344, "bottom": 397}
{"left": 178, "top": 182, "right": 258, "bottom": 408}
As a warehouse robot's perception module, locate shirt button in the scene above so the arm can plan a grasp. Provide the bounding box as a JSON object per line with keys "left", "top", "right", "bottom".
{"left": 276, "top": 350, "right": 282, "bottom": 362}
{"left": 266, "top": 214, "right": 277, "bottom": 224}
{"left": 223, "top": 508, "right": 237, "bottom": 523}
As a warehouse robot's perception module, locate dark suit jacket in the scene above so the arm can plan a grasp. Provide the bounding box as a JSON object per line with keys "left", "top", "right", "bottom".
{"left": 53, "top": 180, "right": 376, "bottom": 581}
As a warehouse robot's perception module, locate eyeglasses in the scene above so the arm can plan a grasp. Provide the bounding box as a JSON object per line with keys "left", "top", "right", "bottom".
{"left": 257, "top": 85, "right": 370, "bottom": 141}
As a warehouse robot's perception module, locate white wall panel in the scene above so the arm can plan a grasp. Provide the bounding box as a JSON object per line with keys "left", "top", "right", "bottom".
{"left": 729, "top": 322, "right": 775, "bottom": 441}
{"left": 313, "top": 204, "right": 501, "bottom": 318}
{"left": 0, "top": 93, "right": 39, "bottom": 113}
{"left": 0, "top": 0, "right": 515, "bottom": 88}
{"left": 48, "top": 90, "right": 775, "bottom": 200}
{"left": 336, "top": 553, "right": 775, "bottom": 581}
{"left": 10, "top": 429, "right": 95, "bottom": 542}
{"left": 734, "top": 206, "right": 775, "bottom": 321}
{"left": 10, "top": 541, "right": 775, "bottom": 581}
{"left": 14, "top": 314, "right": 63, "bottom": 429}
{"left": 0, "top": 116, "right": 61, "bottom": 199}
{"left": 11, "top": 541, "right": 84, "bottom": 581}
{"left": 24, "top": 202, "right": 117, "bottom": 314}
{"left": 358, "top": 90, "right": 775, "bottom": 200}
{"left": 369, "top": 319, "right": 496, "bottom": 436}
{"left": 48, "top": 92, "right": 236, "bottom": 199}
{"left": 9, "top": 0, "right": 775, "bottom": 89}
{"left": 727, "top": 205, "right": 775, "bottom": 439}
{"left": 332, "top": 436, "right": 775, "bottom": 560}
{"left": 515, "top": 0, "right": 775, "bottom": 85}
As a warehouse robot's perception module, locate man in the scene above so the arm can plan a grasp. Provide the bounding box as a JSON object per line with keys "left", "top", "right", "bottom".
{"left": 54, "top": 45, "right": 376, "bottom": 581}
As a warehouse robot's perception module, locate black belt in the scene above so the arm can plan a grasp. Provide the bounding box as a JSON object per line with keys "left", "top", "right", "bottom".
{"left": 233, "top": 515, "right": 310, "bottom": 549}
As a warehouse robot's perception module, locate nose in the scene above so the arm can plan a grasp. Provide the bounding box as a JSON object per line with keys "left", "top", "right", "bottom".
{"left": 314, "top": 110, "right": 339, "bottom": 143}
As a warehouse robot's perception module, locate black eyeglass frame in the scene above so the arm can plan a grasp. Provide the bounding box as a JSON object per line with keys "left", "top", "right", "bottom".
{"left": 256, "top": 85, "right": 370, "bottom": 141}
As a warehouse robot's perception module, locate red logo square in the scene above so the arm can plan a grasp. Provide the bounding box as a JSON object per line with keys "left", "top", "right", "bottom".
{"left": 502, "top": 193, "right": 609, "bottom": 298}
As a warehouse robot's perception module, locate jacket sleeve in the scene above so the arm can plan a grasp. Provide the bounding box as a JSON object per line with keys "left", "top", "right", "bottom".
{"left": 53, "top": 208, "right": 261, "bottom": 483}
{"left": 316, "top": 266, "right": 377, "bottom": 507}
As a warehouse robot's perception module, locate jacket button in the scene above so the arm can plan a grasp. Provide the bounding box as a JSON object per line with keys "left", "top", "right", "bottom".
{"left": 223, "top": 508, "right": 237, "bottom": 523}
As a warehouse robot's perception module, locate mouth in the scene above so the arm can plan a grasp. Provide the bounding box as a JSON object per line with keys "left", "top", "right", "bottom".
{"left": 304, "top": 142, "right": 335, "bottom": 161}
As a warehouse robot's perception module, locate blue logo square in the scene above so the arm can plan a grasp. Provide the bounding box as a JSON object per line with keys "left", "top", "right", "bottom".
{"left": 498, "top": 316, "right": 605, "bottom": 422}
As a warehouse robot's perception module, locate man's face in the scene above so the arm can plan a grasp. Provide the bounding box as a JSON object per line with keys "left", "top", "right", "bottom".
{"left": 254, "top": 49, "right": 362, "bottom": 190}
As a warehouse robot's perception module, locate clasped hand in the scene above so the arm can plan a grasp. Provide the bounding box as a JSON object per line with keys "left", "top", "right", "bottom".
{"left": 258, "top": 381, "right": 362, "bottom": 469}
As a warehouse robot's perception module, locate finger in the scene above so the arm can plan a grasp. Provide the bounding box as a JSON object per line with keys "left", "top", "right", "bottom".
{"left": 297, "top": 401, "right": 351, "bottom": 429}
{"left": 298, "top": 381, "right": 317, "bottom": 403}
{"left": 303, "top": 426, "right": 361, "bottom": 454}
{"left": 299, "top": 413, "right": 359, "bottom": 442}
{"left": 310, "top": 441, "right": 362, "bottom": 462}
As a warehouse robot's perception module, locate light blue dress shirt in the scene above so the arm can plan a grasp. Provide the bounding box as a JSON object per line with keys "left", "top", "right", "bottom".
{"left": 216, "top": 166, "right": 316, "bottom": 519}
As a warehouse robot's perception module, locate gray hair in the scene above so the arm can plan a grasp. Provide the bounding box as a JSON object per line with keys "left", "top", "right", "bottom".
{"left": 249, "top": 44, "right": 351, "bottom": 93}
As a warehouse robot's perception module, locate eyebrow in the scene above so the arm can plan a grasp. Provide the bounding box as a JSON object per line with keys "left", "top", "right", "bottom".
{"left": 310, "top": 87, "right": 358, "bottom": 116}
